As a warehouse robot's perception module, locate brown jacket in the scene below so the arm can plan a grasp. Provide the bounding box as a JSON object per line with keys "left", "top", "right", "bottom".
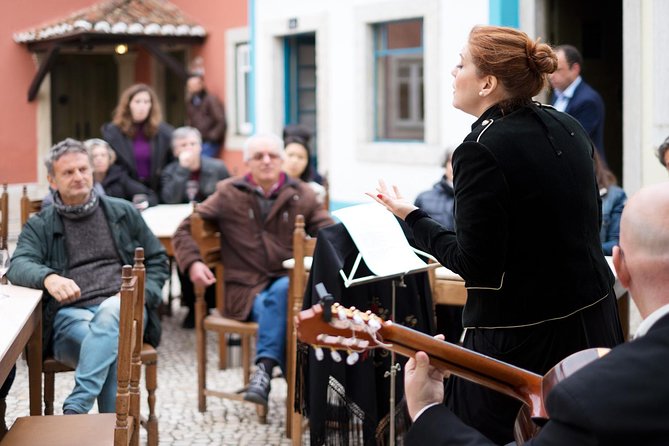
{"left": 172, "top": 175, "right": 333, "bottom": 320}
{"left": 186, "top": 91, "right": 227, "bottom": 145}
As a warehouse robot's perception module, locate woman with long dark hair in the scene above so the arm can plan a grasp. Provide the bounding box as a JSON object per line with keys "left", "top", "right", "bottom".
{"left": 102, "top": 83, "right": 174, "bottom": 195}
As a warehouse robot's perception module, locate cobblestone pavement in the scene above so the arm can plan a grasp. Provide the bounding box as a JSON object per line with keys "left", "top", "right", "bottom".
{"left": 4, "top": 300, "right": 303, "bottom": 445}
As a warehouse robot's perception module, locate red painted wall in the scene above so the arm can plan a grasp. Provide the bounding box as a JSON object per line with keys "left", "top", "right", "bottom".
{"left": 0, "top": 0, "right": 247, "bottom": 185}
{"left": 0, "top": 0, "right": 94, "bottom": 184}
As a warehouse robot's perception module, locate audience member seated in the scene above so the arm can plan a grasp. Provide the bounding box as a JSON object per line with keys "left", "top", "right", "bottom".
{"left": 172, "top": 133, "right": 333, "bottom": 408}
{"left": 160, "top": 126, "right": 230, "bottom": 328}
{"left": 87, "top": 138, "right": 158, "bottom": 207}
{"left": 415, "top": 149, "right": 455, "bottom": 230}
{"left": 282, "top": 124, "right": 326, "bottom": 205}
{"left": 6, "top": 138, "right": 168, "bottom": 415}
{"left": 405, "top": 182, "right": 669, "bottom": 445}
{"left": 656, "top": 136, "right": 669, "bottom": 175}
{"left": 102, "top": 83, "right": 174, "bottom": 195}
{"left": 160, "top": 126, "right": 230, "bottom": 204}
{"left": 594, "top": 151, "right": 626, "bottom": 255}
{"left": 413, "top": 148, "right": 461, "bottom": 343}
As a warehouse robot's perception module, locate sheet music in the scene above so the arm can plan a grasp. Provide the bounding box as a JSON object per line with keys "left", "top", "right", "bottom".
{"left": 333, "top": 203, "right": 434, "bottom": 284}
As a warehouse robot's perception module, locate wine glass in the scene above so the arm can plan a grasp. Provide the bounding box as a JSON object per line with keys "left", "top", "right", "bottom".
{"left": 186, "top": 180, "right": 199, "bottom": 203}
{"left": 132, "top": 194, "right": 150, "bottom": 211}
{"left": 0, "top": 247, "right": 10, "bottom": 298}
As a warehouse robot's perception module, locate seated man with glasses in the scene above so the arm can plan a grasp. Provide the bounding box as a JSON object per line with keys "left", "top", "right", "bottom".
{"left": 172, "top": 133, "right": 333, "bottom": 408}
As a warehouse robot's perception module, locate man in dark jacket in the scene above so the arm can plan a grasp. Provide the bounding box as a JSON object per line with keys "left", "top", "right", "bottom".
{"left": 172, "top": 133, "right": 333, "bottom": 408}
{"left": 7, "top": 139, "right": 168, "bottom": 415}
{"left": 404, "top": 182, "right": 669, "bottom": 445}
{"left": 186, "top": 74, "right": 227, "bottom": 158}
{"left": 160, "top": 126, "right": 230, "bottom": 328}
{"left": 550, "top": 44, "right": 606, "bottom": 163}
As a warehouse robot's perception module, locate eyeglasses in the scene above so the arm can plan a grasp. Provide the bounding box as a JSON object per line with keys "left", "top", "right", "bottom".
{"left": 250, "top": 151, "right": 281, "bottom": 161}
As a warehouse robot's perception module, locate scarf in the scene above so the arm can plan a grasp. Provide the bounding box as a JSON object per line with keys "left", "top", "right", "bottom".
{"left": 53, "top": 189, "right": 99, "bottom": 220}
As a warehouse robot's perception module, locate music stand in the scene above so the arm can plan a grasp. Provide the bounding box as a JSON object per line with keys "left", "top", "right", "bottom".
{"left": 333, "top": 204, "right": 439, "bottom": 446}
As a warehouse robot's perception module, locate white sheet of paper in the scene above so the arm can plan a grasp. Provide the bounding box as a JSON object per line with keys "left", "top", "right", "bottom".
{"left": 333, "top": 203, "right": 430, "bottom": 278}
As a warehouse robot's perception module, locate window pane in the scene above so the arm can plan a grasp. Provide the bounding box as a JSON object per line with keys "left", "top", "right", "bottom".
{"left": 298, "top": 44, "right": 316, "bottom": 65}
{"left": 374, "top": 19, "right": 424, "bottom": 141}
{"left": 386, "top": 20, "right": 422, "bottom": 49}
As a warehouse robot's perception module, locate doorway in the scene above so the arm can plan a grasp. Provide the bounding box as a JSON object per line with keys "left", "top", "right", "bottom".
{"left": 545, "top": 0, "right": 623, "bottom": 180}
{"left": 284, "top": 33, "right": 318, "bottom": 167}
{"left": 51, "top": 54, "right": 118, "bottom": 143}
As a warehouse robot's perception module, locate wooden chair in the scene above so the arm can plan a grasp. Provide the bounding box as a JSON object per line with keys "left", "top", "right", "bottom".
{"left": 0, "top": 184, "right": 8, "bottom": 248}
{"left": 41, "top": 248, "right": 159, "bottom": 446}
{"left": 190, "top": 210, "right": 266, "bottom": 421}
{"left": 20, "top": 186, "right": 43, "bottom": 227}
{"left": 1, "top": 260, "right": 144, "bottom": 446}
{"left": 285, "top": 214, "right": 316, "bottom": 444}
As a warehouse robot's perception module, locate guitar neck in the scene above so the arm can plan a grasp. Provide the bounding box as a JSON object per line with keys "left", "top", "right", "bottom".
{"left": 380, "top": 322, "right": 544, "bottom": 416}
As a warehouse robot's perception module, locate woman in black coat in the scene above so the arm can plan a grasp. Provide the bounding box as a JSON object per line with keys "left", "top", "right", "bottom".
{"left": 102, "top": 83, "right": 173, "bottom": 195}
{"left": 370, "top": 25, "right": 623, "bottom": 444}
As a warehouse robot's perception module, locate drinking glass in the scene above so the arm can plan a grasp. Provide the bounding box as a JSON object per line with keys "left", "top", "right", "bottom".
{"left": 0, "top": 247, "right": 10, "bottom": 298}
{"left": 186, "top": 180, "right": 199, "bottom": 203}
{"left": 132, "top": 194, "right": 150, "bottom": 211}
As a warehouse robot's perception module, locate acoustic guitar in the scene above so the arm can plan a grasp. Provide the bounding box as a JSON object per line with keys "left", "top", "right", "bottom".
{"left": 296, "top": 302, "right": 609, "bottom": 444}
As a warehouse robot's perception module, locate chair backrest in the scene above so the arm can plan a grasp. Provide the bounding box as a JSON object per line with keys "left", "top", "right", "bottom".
{"left": 115, "top": 249, "right": 145, "bottom": 446}
{"left": 129, "top": 248, "right": 146, "bottom": 446}
{"left": 20, "top": 185, "right": 43, "bottom": 227}
{"left": 289, "top": 214, "right": 317, "bottom": 323}
{"left": 189, "top": 206, "right": 225, "bottom": 313}
{"left": 0, "top": 184, "right": 8, "bottom": 248}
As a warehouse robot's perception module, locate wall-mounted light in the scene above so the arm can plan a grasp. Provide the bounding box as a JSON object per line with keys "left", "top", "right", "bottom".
{"left": 115, "top": 43, "right": 128, "bottom": 55}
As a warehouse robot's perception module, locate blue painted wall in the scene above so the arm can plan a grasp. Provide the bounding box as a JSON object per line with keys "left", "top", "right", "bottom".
{"left": 489, "top": 0, "right": 519, "bottom": 27}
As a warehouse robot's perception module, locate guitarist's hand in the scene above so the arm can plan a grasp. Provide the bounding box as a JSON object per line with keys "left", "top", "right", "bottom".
{"left": 405, "top": 335, "right": 447, "bottom": 421}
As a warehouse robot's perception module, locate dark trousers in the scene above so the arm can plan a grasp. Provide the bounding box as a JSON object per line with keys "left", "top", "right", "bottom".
{"left": 179, "top": 269, "right": 216, "bottom": 317}
{"left": 445, "top": 291, "right": 624, "bottom": 445}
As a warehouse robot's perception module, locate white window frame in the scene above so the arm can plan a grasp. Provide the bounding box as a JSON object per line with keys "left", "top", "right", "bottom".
{"left": 225, "top": 27, "right": 251, "bottom": 151}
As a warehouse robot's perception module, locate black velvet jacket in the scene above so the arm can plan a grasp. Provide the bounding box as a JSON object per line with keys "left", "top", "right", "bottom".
{"left": 408, "top": 102, "right": 613, "bottom": 328}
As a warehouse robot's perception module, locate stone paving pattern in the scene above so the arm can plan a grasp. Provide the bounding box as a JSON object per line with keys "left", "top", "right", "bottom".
{"left": 5, "top": 299, "right": 301, "bottom": 445}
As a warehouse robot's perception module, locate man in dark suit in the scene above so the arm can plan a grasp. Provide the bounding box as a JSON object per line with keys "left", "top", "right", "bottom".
{"left": 404, "top": 182, "right": 669, "bottom": 445}
{"left": 549, "top": 45, "right": 606, "bottom": 163}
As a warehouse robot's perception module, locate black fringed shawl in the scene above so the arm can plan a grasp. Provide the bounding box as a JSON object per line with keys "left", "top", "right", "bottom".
{"left": 296, "top": 222, "right": 436, "bottom": 445}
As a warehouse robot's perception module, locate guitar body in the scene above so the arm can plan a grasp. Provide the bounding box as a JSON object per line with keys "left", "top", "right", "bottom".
{"left": 296, "top": 303, "right": 609, "bottom": 443}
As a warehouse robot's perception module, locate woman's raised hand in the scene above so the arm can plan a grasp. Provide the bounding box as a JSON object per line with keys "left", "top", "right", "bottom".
{"left": 365, "top": 179, "right": 418, "bottom": 220}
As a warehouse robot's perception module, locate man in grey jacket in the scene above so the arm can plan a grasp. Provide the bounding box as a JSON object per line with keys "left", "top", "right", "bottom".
{"left": 7, "top": 138, "right": 168, "bottom": 415}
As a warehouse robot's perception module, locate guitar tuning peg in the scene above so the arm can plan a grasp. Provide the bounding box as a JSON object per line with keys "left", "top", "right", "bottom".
{"left": 314, "top": 347, "right": 324, "bottom": 361}
{"left": 338, "top": 307, "right": 348, "bottom": 321}
{"left": 330, "top": 349, "right": 342, "bottom": 363}
{"left": 352, "top": 312, "right": 364, "bottom": 325}
{"left": 346, "top": 351, "right": 359, "bottom": 365}
{"left": 368, "top": 317, "right": 381, "bottom": 330}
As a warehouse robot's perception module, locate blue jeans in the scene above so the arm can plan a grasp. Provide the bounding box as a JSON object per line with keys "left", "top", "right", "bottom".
{"left": 250, "top": 276, "right": 289, "bottom": 372}
{"left": 201, "top": 141, "right": 221, "bottom": 158}
{"left": 52, "top": 295, "right": 121, "bottom": 413}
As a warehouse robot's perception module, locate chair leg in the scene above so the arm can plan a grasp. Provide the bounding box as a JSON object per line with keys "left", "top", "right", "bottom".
{"left": 218, "top": 333, "right": 228, "bottom": 369}
{"left": 144, "top": 361, "right": 159, "bottom": 446}
{"left": 0, "top": 398, "right": 7, "bottom": 441}
{"left": 291, "top": 412, "right": 304, "bottom": 446}
{"left": 241, "top": 335, "right": 252, "bottom": 386}
{"left": 195, "top": 291, "right": 207, "bottom": 413}
{"left": 44, "top": 371, "right": 55, "bottom": 415}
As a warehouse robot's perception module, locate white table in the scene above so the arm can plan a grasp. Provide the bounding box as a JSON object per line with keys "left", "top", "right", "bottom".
{"left": 141, "top": 204, "right": 193, "bottom": 256}
{"left": 141, "top": 204, "right": 193, "bottom": 316}
{"left": 0, "top": 284, "right": 43, "bottom": 415}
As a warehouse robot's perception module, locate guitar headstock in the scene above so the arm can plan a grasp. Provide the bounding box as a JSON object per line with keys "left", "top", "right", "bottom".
{"left": 296, "top": 303, "right": 389, "bottom": 365}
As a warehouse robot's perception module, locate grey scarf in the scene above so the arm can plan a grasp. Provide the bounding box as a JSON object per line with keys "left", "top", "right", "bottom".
{"left": 53, "top": 189, "right": 99, "bottom": 220}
